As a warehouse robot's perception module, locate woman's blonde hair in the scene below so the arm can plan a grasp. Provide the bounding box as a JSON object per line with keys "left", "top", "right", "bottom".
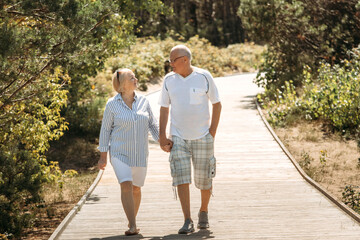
{"left": 112, "top": 68, "right": 130, "bottom": 93}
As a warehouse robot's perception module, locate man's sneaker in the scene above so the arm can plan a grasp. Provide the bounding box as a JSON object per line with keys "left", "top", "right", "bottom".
{"left": 197, "top": 211, "right": 209, "bottom": 229}
{"left": 178, "top": 218, "right": 195, "bottom": 234}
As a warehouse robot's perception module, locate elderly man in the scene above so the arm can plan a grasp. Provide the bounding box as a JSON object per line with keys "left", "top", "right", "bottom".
{"left": 158, "top": 45, "right": 222, "bottom": 234}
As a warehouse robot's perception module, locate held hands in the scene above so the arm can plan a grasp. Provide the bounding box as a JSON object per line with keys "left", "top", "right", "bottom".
{"left": 159, "top": 136, "right": 173, "bottom": 153}
{"left": 162, "top": 142, "right": 172, "bottom": 152}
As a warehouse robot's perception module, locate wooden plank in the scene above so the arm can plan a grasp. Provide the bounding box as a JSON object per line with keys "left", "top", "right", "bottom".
{"left": 56, "top": 73, "right": 360, "bottom": 240}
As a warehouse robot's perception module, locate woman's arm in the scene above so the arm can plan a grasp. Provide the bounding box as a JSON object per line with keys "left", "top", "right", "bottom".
{"left": 98, "top": 152, "right": 107, "bottom": 170}
{"left": 148, "top": 102, "right": 160, "bottom": 142}
{"left": 97, "top": 102, "right": 113, "bottom": 169}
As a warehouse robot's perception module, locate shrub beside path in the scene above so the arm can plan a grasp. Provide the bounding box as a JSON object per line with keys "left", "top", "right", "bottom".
{"left": 56, "top": 73, "right": 360, "bottom": 240}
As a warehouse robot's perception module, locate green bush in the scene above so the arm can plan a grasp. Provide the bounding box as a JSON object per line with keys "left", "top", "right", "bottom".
{"left": 0, "top": 0, "right": 166, "bottom": 237}
{"left": 64, "top": 96, "right": 107, "bottom": 139}
{"left": 0, "top": 147, "right": 43, "bottom": 238}
{"left": 342, "top": 185, "right": 360, "bottom": 214}
{"left": 259, "top": 48, "right": 360, "bottom": 135}
{"left": 105, "top": 36, "right": 265, "bottom": 90}
{"left": 302, "top": 61, "right": 360, "bottom": 133}
{"left": 239, "top": 0, "right": 360, "bottom": 97}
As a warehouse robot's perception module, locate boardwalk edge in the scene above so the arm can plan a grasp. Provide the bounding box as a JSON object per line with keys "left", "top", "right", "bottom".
{"left": 255, "top": 98, "right": 360, "bottom": 224}
{"left": 48, "top": 169, "right": 104, "bottom": 240}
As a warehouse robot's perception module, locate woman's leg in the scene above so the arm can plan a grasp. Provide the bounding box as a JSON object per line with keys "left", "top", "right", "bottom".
{"left": 120, "top": 181, "right": 137, "bottom": 231}
{"left": 133, "top": 185, "right": 141, "bottom": 217}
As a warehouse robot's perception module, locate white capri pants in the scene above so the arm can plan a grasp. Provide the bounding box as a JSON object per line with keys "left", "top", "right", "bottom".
{"left": 110, "top": 157, "right": 147, "bottom": 187}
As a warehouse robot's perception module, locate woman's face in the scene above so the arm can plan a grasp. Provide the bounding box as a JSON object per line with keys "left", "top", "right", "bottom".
{"left": 122, "top": 70, "right": 138, "bottom": 92}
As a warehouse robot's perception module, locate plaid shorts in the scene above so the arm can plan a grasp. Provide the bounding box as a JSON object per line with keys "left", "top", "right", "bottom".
{"left": 169, "top": 133, "right": 216, "bottom": 190}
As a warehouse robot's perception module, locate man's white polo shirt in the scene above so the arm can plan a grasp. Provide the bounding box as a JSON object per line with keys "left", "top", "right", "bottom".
{"left": 158, "top": 67, "right": 220, "bottom": 140}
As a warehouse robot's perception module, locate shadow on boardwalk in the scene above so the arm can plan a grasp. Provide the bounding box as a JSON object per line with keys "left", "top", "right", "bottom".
{"left": 90, "top": 229, "right": 214, "bottom": 240}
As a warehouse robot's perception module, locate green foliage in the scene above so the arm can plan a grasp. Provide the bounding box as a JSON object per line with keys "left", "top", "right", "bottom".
{"left": 299, "top": 150, "right": 328, "bottom": 180}
{"left": 0, "top": 67, "right": 69, "bottom": 237}
{"left": 42, "top": 161, "right": 78, "bottom": 190}
{"left": 319, "top": 150, "right": 327, "bottom": 166}
{"left": 239, "top": 0, "right": 360, "bottom": 96}
{"left": 259, "top": 80, "right": 298, "bottom": 127}
{"left": 64, "top": 95, "right": 107, "bottom": 139}
{"left": 259, "top": 48, "right": 360, "bottom": 135}
{"left": 0, "top": 0, "right": 166, "bottom": 237}
{"left": 0, "top": 148, "right": 42, "bottom": 238}
{"left": 342, "top": 185, "right": 360, "bottom": 214}
{"left": 299, "top": 151, "right": 313, "bottom": 174}
{"left": 301, "top": 60, "right": 360, "bottom": 133}
{"left": 106, "top": 36, "right": 265, "bottom": 90}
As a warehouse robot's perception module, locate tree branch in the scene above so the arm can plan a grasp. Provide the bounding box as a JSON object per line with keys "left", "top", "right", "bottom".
{"left": 10, "top": 93, "right": 37, "bottom": 103}
{"left": 0, "top": 78, "right": 18, "bottom": 97}
{"left": 0, "top": 59, "right": 54, "bottom": 111}
{"left": 0, "top": 11, "right": 111, "bottom": 110}
{"left": 51, "top": 13, "right": 111, "bottom": 51}
{"left": 0, "top": 64, "right": 26, "bottom": 96}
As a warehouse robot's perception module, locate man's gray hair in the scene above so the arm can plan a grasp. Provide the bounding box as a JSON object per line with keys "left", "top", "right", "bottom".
{"left": 171, "top": 45, "right": 192, "bottom": 60}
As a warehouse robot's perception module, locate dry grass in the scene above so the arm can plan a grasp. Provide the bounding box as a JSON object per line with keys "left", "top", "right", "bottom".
{"left": 22, "top": 136, "right": 100, "bottom": 239}
{"left": 274, "top": 120, "right": 360, "bottom": 202}
{"left": 23, "top": 171, "right": 98, "bottom": 240}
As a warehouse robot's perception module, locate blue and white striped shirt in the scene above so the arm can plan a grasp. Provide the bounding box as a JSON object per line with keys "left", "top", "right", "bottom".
{"left": 98, "top": 93, "right": 159, "bottom": 167}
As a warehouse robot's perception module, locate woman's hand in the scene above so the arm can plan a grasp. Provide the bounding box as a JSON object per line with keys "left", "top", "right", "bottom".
{"left": 98, "top": 152, "right": 108, "bottom": 170}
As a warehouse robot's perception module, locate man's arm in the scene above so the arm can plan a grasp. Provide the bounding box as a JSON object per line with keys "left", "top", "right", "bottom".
{"left": 209, "top": 102, "right": 222, "bottom": 138}
{"left": 159, "top": 106, "right": 173, "bottom": 152}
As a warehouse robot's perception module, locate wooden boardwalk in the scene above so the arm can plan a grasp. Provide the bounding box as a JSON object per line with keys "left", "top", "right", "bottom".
{"left": 55, "top": 73, "right": 360, "bottom": 240}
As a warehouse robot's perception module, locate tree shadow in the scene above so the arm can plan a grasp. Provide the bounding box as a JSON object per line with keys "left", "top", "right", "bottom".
{"left": 90, "top": 234, "right": 144, "bottom": 240}
{"left": 236, "top": 95, "right": 257, "bottom": 110}
{"left": 89, "top": 230, "right": 214, "bottom": 240}
{"left": 148, "top": 229, "right": 214, "bottom": 239}
{"left": 86, "top": 194, "right": 106, "bottom": 203}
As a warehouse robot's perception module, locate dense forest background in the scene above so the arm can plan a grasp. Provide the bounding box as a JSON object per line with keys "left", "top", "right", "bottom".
{"left": 136, "top": 0, "right": 245, "bottom": 46}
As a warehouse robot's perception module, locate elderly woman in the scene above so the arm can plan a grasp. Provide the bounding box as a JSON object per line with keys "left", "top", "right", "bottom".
{"left": 97, "top": 68, "right": 169, "bottom": 236}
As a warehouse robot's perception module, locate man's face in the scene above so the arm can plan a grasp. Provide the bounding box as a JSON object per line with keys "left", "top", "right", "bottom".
{"left": 169, "top": 50, "right": 185, "bottom": 74}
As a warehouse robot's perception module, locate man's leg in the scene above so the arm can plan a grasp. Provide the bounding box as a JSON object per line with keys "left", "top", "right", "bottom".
{"left": 192, "top": 133, "right": 215, "bottom": 229}
{"left": 200, "top": 188, "right": 211, "bottom": 212}
{"left": 177, "top": 183, "right": 191, "bottom": 220}
{"left": 170, "top": 136, "right": 194, "bottom": 234}
{"left": 177, "top": 183, "right": 195, "bottom": 234}
{"left": 198, "top": 188, "right": 211, "bottom": 229}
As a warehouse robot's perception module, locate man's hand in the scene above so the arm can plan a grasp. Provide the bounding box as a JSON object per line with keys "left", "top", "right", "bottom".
{"left": 98, "top": 152, "right": 107, "bottom": 170}
{"left": 209, "top": 129, "right": 216, "bottom": 139}
{"left": 160, "top": 136, "right": 173, "bottom": 153}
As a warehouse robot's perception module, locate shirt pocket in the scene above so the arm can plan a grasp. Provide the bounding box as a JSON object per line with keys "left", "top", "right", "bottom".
{"left": 189, "top": 88, "right": 207, "bottom": 105}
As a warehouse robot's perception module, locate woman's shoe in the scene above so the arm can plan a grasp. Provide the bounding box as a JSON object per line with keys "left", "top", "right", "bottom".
{"left": 125, "top": 228, "right": 140, "bottom": 236}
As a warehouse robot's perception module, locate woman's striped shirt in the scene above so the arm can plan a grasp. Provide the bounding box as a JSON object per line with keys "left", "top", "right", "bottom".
{"left": 98, "top": 93, "right": 159, "bottom": 167}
